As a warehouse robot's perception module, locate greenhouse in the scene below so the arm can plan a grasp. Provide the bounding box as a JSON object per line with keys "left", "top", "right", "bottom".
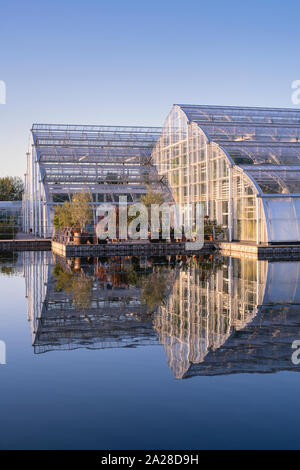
{"left": 24, "top": 105, "right": 300, "bottom": 244}
{"left": 23, "top": 124, "right": 168, "bottom": 237}
{"left": 151, "top": 104, "right": 300, "bottom": 244}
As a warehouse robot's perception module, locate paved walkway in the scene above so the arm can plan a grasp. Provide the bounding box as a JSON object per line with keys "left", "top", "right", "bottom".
{"left": 15, "top": 232, "right": 50, "bottom": 241}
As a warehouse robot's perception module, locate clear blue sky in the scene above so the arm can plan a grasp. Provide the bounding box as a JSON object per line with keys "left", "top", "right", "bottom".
{"left": 0, "top": 0, "right": 300, "bottom": 177}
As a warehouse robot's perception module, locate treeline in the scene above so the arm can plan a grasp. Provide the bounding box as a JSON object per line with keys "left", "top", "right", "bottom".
{"left": 0, "top": 176, "right": 24, "bottom": 201}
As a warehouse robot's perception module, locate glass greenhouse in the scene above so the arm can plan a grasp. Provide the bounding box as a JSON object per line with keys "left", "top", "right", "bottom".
{"left": 151, "top": 104, "right": 300, "bottom": 244}
{"left": 24, "top": 105, "right": 300, "bottom": 243}
{"left": 23, "top": 124, "right": 168, "bottom": 237}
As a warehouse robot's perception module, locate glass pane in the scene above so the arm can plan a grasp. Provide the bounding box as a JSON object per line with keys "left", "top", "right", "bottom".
{"left": 265, "top": 198, "right": 298, "bottom": 241}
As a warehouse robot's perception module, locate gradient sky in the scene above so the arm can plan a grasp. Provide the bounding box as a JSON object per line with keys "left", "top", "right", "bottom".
{"left": 0, "top": 0, "right": 300, "bottom": 177}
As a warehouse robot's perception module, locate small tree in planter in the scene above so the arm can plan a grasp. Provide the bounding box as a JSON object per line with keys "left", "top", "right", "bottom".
{"left": 203, "top": 219, "right": 225, "bottom": 241}
{"left": 53, "top": 192, "right": 93, "bottom": 244}
{"left": 141, "top": 189, "right": 165, "bottom": 241}
{"left": 204, "top": 223, "right": 213, "bottom": 240}
{"left": 71, "top": 192, "right": 93, "bottom": 243}
{"left": 141, "top": 189, "right": 164, "bottom": 208}
{"left": 53, "top": 202, "right": 73, "bottom": 241}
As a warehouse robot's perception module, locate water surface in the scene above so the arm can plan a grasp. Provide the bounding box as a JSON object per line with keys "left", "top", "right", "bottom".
{"left": 0, "top": 251, "right": 300, "bottom": 449}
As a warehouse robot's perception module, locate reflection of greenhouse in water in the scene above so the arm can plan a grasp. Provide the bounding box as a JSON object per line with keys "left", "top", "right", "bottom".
{"left": 24, "top": 252, "right": 300, "bottom": 378}
{"left": 24, "top": 252, "right": 175, "bottom": 353}
{"left": 154, "top": 258, "right": 300, "bottom": 378}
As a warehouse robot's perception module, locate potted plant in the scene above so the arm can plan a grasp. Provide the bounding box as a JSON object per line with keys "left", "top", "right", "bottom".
{"left": 71, "top": 192, "right": 93, "bottom": 244}
{"left": 204, "top": 224, "right": 213, "bottom": 241}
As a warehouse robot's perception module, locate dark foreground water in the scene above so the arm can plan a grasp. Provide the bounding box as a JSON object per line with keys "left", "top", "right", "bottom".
{"left": 1, "top": 251, "right": 300, "bottom": 449}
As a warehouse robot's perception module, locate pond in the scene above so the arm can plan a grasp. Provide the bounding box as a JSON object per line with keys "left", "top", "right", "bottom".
{"left": 0, "top": 251, "right": 300, "bottom": 449}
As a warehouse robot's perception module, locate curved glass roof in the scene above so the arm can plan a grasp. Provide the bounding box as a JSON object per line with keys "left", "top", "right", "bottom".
{"left": 221, "top": 143, "right": 300, "bottom": 165}
{"left": 177, "top": 104, "right": 300, "bottom": 195}
{"left": 178, "top": 104, "right": 300, "bottom": 125}
{"left": 242, "top": 166, "right": 300, "bottom": 194}
{"left": 178, "top": 104, "right": 300, "bottom": 144}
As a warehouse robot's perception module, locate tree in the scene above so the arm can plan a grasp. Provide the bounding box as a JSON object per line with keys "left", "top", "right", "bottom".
{"left": 53, "top": 202, "right": 73, "bottom": 230}
{"left": 72, "top": 273, "right": 93, "bottom": 311}
{"left": 54, "top": 264, "right": 92, "bottom": 312}
{"left": 140, "top": 189, "right": 165, "bottom": 234}
{"left": 141, "top": 272, "right": 167, "bottom": 313}
{"left": 71, "top": 192, "right": 93, "bottom": 232}
{"left": 0, "top": 176, "right": 24, "bottom": 201}
{"left": 141, "top": 189, "right": 164, "bottom": 207}
{"left": 53, "top": 192, "right": 93, "bottom": 233}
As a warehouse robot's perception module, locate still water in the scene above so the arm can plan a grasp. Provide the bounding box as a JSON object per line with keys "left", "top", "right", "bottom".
{"left": 1, "top": 251, "right": 300, "bottom": 449}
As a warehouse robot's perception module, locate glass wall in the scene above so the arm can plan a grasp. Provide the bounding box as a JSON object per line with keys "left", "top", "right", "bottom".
{"left": 152, "top": 104, "right": 300, "bottom": 244}
{"left": 24, "top": 125, "right": 166, "bottom": 238}
{"left": 232, "top": 168, "right": 258, "bottom": 242}
{"left": 152, "top": 105, "right": 260, "bottom": 242}
{"left": 263, "top": 197, "right": 300, "bottom": 242}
